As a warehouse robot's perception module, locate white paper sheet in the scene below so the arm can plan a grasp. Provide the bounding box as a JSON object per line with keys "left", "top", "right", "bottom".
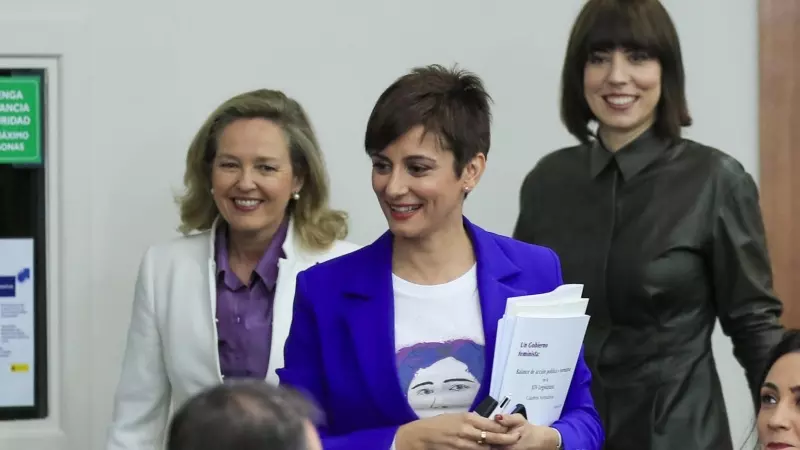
{"left": 489, "top": 284, "right": 589, "bottom": 425}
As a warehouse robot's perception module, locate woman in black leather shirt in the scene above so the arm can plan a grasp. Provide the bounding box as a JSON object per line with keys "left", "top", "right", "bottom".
{"left": 512, "top": 0, "right": 785, "bottom": 449}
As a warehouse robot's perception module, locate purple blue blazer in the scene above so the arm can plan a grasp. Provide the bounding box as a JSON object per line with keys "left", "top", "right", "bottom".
{"left": 277, "top": 218, "right": 604, "bottom": 450}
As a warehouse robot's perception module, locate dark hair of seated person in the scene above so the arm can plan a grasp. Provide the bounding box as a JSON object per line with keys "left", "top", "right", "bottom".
{"left": 167, "top": 380, "right": 319, "bottom": 450}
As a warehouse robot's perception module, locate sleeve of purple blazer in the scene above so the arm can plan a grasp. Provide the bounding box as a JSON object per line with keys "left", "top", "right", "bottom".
{"left": 546, "top": 248, "right": 605, "bottom": 450}
{"left": 550, "top": 346, "right": 604, "bottom": 450}
{"left": 277, "top": 272, "right": 399, "bottom": 450}
{"left": 317, "top": 427, "right": 398, "bottom": 450}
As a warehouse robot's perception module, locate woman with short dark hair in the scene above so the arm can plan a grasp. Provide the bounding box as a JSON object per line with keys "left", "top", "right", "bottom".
{"left": 513, "top": 0, "right": 784, "bottom": 449}
{"left": 279, "top": 65, "right": 603, "bottom": 450}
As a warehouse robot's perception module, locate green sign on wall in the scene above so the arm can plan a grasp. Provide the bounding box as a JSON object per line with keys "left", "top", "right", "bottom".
{"left": 0, "top": 76, "right": 42, "bottom": 165}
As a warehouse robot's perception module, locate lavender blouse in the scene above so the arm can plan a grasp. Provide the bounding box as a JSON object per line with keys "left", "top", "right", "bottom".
{"left": 214, "top": 219, "right": 289, "bottom": 379}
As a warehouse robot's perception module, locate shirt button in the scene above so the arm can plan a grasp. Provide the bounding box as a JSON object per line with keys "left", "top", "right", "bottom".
{"left": 236, "top": 316, "right": 241, "bottom": 324}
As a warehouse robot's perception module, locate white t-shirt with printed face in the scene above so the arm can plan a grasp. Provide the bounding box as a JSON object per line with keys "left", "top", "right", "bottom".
{"left": 392, "top": 264, "right": 485, "bottom": 419}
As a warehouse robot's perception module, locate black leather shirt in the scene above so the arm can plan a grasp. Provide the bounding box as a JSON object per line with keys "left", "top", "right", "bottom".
{"left": 513, "top": 128, "right": 784, "bottom": 450}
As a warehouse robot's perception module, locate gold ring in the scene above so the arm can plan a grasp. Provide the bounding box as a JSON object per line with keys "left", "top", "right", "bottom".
{"left": 477, "top": 430, "right": 487, "bottom": 445}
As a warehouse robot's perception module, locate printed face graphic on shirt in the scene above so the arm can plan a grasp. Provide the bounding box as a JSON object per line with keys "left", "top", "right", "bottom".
{"left": 406, "top": 356, "right": 479, "bottom": 410}
{"left": 396, "top": 339, "right": 484, "bottom": 415}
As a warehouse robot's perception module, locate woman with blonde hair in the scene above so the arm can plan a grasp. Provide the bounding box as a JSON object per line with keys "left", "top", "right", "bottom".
{"left": 106, "top": 89, "right": 359, "bottom": 450}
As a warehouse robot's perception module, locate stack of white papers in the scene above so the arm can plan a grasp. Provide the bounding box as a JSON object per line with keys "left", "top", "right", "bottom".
{"left": 489, "top": 284, "right": 590, "bottom": 426}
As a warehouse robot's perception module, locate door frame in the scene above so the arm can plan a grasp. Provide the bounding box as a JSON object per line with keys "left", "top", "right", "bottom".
{"left": 759, "top": 0, "right": 800, "bottom": 328}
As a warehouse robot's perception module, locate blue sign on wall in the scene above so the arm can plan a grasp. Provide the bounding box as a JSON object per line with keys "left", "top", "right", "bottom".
{"left": 0, "top": 275, "right": 15, "bottom": 297}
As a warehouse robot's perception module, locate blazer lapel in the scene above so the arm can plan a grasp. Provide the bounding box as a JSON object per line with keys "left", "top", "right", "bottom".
{"left": 266, "top": 257, "right": 297, "bottom": 384}
{"left": 464, "top": 218, "right": 526, "bottom": 409}
{"left": 343, "top": 232, "right": 418, "bottom": 423}
{"left": 266, "top": 220, "right": 301, "bottom": 384}
{"left": 206, "top": 218, "right": 224, "bottom": 383}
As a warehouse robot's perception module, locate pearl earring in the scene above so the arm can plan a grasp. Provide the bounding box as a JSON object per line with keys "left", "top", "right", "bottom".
{"left": 210, "top": 188, "right": 215, "bottom": 194}
{"left": 464, "top": 186, "right": 471, "bottom": 192}
{"left": 292, "top": 192, "right": 300, "bottom": 200}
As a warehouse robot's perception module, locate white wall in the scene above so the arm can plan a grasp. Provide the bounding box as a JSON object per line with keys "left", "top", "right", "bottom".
{"left": 0, "top": 0, "right": 759, "bottom": 449}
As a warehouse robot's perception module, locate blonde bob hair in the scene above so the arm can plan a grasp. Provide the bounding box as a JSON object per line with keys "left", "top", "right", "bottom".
{"left": 177, "top": 89, "right": 348, "bottom": 251}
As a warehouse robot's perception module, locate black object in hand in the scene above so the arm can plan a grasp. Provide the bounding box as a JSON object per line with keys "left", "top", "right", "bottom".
{"left": 509, "top": 403, "right": 527, "bottom": 419}
{"left": 474, "top": 396, "right": 498, "bottom": 418}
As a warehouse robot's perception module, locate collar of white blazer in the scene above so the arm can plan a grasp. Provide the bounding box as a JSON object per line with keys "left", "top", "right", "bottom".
{"left": 207, "top": 214, "right": 308, "bottom": 264}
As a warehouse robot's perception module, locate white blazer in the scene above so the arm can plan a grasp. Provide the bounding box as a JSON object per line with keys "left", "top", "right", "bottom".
{"left": 106, "top": 218, "right": 360, "bottom": 450}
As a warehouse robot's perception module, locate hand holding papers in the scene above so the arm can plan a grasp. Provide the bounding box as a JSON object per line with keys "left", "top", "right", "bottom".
{"left": 489, "top": 284, "right": 590, "bottom": 426}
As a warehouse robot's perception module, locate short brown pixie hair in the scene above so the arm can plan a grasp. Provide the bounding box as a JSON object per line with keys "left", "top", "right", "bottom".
{"left": 560, "top": 0, "right": 692, "bottom": 144}
{"left": 364, "top": 64, "right": 492, "bottom": 174}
